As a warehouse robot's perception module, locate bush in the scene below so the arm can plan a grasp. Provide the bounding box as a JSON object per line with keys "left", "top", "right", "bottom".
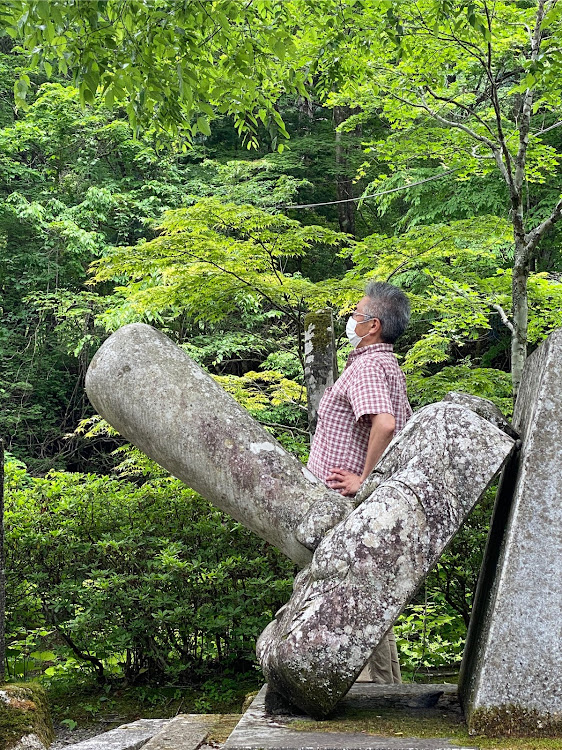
{"left": 5, "top": 459, "right": 294, "bottom": 684}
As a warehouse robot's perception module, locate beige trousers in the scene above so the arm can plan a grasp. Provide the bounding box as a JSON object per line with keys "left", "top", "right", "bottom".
{"left": 356, "top": 629, "right": 401, "bottom": 683}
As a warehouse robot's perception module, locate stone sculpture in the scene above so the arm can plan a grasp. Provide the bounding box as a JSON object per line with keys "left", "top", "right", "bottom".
{"left": 86, "top": 323, "right": 518, "bottom": 719}
{"left": 460, "top": 329, "right": 562, "bottom": 735}
{"left": 85, "top": 323, "right": 353, "bottom": 568}
{"left": 256, "top": 402, "right": 516, "bottom": 717}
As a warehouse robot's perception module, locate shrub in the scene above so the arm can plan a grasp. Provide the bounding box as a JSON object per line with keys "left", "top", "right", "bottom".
{"left": 5, "top": 460, "right": 294, "bottom": 683}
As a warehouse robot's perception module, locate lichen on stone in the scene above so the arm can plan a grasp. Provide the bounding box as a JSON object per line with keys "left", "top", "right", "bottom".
{"left": 257, "top": 403, "right": 516, "bottom": 718}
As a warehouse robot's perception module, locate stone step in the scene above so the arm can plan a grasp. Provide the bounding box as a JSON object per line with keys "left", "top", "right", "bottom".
{"left": 60, "top": 719, "right": 170, "bottom": 750}
{"left": 59, "top": 715, "right": 214, "bottom": 750}
{"left": 57, "top": 714, "right": 216, "bottom": 750}
{"left": 142, "top": 715, "right": 214, "bottom": 750}
{"left": 223, "top": 684, "right": 479, "bottom": 750}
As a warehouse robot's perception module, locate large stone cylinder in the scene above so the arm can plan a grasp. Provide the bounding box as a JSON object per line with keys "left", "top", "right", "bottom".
{"left": 85, "top": 323, "right": 349, "bottom": 567}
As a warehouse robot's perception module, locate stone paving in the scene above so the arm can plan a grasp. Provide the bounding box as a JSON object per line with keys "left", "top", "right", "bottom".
{"left": 223, "top": 685, "right": 477, "bottom": 750}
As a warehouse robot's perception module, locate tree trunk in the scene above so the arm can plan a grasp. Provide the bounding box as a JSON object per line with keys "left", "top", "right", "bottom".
{"left": 0, "top": 439, "right": 5, "bottom": 683}
{"left": 511, "top": 249, "right": 529, "bottom": 398}
{"left": 333, "top": 106, "right": 358, "bottom": 236}
{"left": 304, "top": 310, "right": 338, "bottom": 437}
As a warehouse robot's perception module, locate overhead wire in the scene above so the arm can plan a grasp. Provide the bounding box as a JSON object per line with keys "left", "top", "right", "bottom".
{"left": 281, "top": 168, "right": 460, "bottom": 210}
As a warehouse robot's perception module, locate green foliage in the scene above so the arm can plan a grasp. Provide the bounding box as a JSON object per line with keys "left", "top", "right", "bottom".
{"left": 0, "top": 77, "right": 184, "bottom": 469}
{"left": 0, "top": 73, "right": 314, "bottom": 469}
{"left": 2, "top": 0, "right": 308, "bottom": 147}
{"left": 90, "top": 198, "right": 350, "bottom": 332}
{"left": 408, "top": 366, "right": 513, "bottom": 416}
{"left": 183, "top": 158, "right": 311, "bottom": 209}
{"left": 5, "top": 457, "right": 295, "bottom": 683}
{"left": 329, "top": 1, "right": 562, "bottom": 177}
{"left": 395, "top": 604, "right": 465, "bottom": 676}
{"left": 342, "top": 217, "right": 562, "bottom": 386}
{"left": 3, "top": 2, "right": 562, "bottom": 694}
{"left": 4, "top": 626, "right": 56, "bottom": 681}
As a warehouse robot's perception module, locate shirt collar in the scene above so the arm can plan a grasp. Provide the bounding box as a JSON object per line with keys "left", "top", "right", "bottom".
{"left": 347, "top": 342, "right": 394, "bottom": 363}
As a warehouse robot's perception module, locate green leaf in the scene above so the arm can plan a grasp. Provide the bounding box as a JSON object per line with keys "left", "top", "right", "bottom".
{"left": 273, "top": 39, "right": 286, "bottom": 61}
{"left": 36, "top": 1, "right": 50, "bottom": 22}
{"left": 30, "top": 650, "right": 57, "bottom": 661}
{"left": 197, "top": 116, "right": 211, "bottom": 136}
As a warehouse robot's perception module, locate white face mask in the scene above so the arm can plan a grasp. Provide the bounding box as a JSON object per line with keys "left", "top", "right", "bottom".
{"left": 346, "top": 316, "right": 371, "bottom": 349}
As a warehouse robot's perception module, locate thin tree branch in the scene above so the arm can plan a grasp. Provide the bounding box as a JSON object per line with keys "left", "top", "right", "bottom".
{"left": 534, "top": 120, "right": 562, "bottom": 136}
{"left": 492, "top": 303, "right": 515, "bottom": 334}
{"left": 422, "top": 83, "right": 499, "bottom": 141}
{"left": 412, "top": 88, "right": 511, "bottom": 184}
{"left": 401, "top": 88, "right": 499, "bottom": 150}
{"left": 524, "top": 197, "right": 562, "bottom": 255}
{"left": 386, "top": 238, "right": 448, "bottom": 282}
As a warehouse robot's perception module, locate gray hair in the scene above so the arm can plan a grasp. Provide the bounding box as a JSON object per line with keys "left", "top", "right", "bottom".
{"left": 364, "top": 281, "right": 410, "bottom": 344}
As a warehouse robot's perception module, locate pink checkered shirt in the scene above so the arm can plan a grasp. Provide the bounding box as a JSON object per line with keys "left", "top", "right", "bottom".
{"left": 307, "top": 343, "right": 412, "bottom": 483}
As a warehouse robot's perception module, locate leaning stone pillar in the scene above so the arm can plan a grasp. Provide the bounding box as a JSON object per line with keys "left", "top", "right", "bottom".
{"left": 304, "top": 310, "right": 338, "bottom": 437}
{"left": 460, "top": 328, "right": 562, "bottom": 735}
{"left": 257, "top": 402, "right": 516, "bottom": 717}
{"left": 85, "top": 323, "right": 353, "bottom": 568}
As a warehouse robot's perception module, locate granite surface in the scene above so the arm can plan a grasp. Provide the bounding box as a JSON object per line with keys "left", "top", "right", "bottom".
{"left": 85, "top": 323, "right": 352, "bottom": 567}
{"left": 258, "top": 403, "right": 516, "bottom": 717}
{"left": 223, "top": 685, "right": 477, "bottom": 750}
{"left": 460, "top": 328, "right": 562, "bottom": 734}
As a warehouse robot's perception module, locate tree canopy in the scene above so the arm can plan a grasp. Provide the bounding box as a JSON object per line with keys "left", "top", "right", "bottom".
{"left": 5, "top": 0, "right": 562, "bottom": 390}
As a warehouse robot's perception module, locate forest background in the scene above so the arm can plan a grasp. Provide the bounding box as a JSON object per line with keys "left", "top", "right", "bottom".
{"left": 2, "top": 0, "right": 562, "bottom": 726}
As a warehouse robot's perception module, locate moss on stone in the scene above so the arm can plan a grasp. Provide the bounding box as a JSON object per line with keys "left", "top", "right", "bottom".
{"left": 206, "top": 714, "right": 242, "bottom": 744}
{"left": 469, "top": 704, "right": 562, "bottom": 738}
{"left": 241, "top": 691, "right": 259, "bottom": 713}
{"left": 292, "top": 706, "right": 465, "bottom": 740}
{"left": 291, "top": 706, "right": 562, "bottom": 750}
{"left": 0, "top": 683, "right": 54, "bottom": 750}
{"left": 304, "top": 311, "right": 334, "bottom": 351}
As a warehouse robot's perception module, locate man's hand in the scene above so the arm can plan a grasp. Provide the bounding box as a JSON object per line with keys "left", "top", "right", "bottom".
{"left": 326, "top": 414, "right": 396, "bottom": 497}
{"left": 326, "top": 468, "right": 363, "bottom": 496}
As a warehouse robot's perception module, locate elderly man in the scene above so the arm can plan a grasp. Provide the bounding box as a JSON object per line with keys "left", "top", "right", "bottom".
{"left": 307, "top": 280, "right": 412, "bottom": 683}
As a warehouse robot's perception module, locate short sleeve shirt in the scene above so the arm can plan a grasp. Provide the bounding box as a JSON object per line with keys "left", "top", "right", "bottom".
{"left": 307, "top": 343, "right": 412, "bottom": 483}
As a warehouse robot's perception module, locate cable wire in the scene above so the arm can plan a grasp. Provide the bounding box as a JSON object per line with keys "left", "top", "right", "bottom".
{"left": 282, "top": 168, "right": 460, "bottom": 210}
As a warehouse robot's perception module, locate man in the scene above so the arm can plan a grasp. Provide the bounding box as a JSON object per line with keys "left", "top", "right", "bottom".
{"left": 307, "top": 280, "right": 412, "bottom": 683}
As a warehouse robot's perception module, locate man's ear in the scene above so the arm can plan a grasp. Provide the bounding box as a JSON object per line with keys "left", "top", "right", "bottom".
{"left": 370, "top": 318, "right": 381, "bottom": 335}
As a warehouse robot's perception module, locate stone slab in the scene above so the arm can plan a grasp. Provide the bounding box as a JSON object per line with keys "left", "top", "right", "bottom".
{"left": 142, "top": 715, "right": 212, "bottom": 750}
{"left": 223, "top": 685, "right": 477, "bottom": 750}
{"left": 60, "top": 719, "right": 169, "bottom": 750}
{"left": 460, "top": 328, "right": 562, "bottom": 734}
{"left": 258, "top": 403, "right": 516, "bottom": 717}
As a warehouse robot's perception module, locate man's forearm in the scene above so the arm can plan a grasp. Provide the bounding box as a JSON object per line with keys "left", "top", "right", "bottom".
{"left": 359, "top": 413, "right": 395, "bottom": 482}
{"left": 326, "top": 413, "right": 396, "bottom": 496}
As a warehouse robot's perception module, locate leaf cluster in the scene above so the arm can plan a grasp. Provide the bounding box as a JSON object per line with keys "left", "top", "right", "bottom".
{"left": 4, "top": 457, "right": 295, "bottom": 683}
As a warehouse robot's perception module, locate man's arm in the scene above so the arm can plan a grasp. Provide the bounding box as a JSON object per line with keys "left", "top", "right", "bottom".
{"left": 326, "top": 412, "right": 395, "bottom": 497}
